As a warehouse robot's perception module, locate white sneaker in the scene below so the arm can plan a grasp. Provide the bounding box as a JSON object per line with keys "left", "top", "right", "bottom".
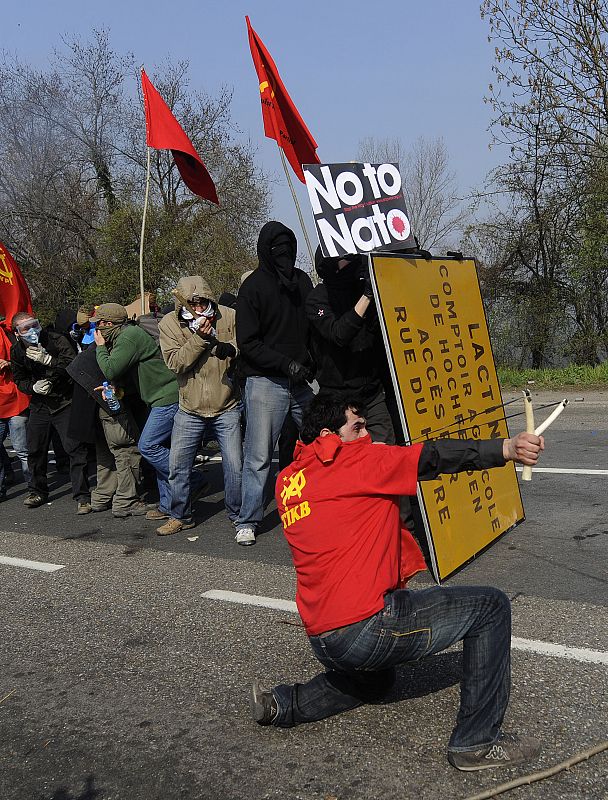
{"left": 235, "top": 527, "right": 256, "bottom": 546}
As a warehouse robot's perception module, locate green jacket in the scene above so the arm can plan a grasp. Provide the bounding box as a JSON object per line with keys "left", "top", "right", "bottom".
{"left": 96, "top": 323, "right": 178, "bottom": 408}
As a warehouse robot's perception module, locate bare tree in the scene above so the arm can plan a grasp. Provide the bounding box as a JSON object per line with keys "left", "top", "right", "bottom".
{"left": 0, "top": 31, "right": 269, "bottom": 315}
{"left": 357, "top": 135, "right": 469, "bottom": 250}
{"left": 482, "top": 0, "right": 608, "bottom": 158}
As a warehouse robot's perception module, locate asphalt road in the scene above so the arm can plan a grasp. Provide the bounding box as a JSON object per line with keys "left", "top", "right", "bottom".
{"left": 1, "top": 390, "right": 606, "bottom": 799}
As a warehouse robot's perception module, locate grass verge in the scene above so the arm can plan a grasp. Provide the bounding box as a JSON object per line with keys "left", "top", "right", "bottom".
{"left": 497, "top": 363, "right": 608, "bottom": 389}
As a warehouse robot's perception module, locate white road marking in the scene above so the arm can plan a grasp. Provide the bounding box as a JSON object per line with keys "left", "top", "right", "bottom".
{"left": 515, "top": 467, "right": 608, "bottom": 475}
{"left": 202, "top": 590, "right": 608, "bottom": 665}
{"left": 0, "top": 555, "right": 65, "bottom": 573}
{"left": 511, "top": 637, "right": 608, "bottom": 665}
{"left": 203, "top": 589, "right": 297, "bottom": 613}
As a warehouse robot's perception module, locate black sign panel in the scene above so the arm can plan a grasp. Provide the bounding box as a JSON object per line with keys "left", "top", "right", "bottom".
{"left": 303, "top": 162, "right": 416, "bottom": 257}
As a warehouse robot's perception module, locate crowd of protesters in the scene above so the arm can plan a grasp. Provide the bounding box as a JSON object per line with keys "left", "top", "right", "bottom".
{"left": 0, "top": 220, "right": 401, "bottom": 546}
{"left": 0, "top": 220, "right": 547, "bottom": 770}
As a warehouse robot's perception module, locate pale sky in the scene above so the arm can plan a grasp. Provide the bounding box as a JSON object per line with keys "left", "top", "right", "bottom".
{"left": 3, "top": 1, "right": 500, "bottom": 258}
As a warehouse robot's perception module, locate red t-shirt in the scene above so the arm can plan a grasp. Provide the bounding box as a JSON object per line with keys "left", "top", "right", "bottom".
{"left": 276, "top": 433, "right": 427, "bottom": 636}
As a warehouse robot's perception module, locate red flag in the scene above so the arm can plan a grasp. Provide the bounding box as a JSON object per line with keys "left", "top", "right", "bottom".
{"left": 246, "top": 16, "right": 320, "bottom": 182}
{"left": 0, "top": 241, "right": 32, "bottom": 326}
{"left": 0, "top": 241, "right": 31, "bottom": 417}
{"left": 141, "top": 69, "right": 219, "bottom": 205}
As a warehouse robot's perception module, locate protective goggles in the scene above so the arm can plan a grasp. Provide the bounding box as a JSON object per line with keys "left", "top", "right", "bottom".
{"left": 16, "top": 318, "right": 41, "bottom": 334}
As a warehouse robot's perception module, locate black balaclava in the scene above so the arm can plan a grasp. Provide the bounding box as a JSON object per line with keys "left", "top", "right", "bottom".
{"left": 257, "top": 221, "right": 298, "bottom": 290}
{"left": 314, "top": 247, "right": 378, "bottom": 352}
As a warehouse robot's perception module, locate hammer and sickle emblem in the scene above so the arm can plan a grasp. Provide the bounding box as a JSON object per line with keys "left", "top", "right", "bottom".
{"left": 280, "top": 469, "right": 306, "bottom": 510}
{"left": 0, "top": 250, "right": 14, "bottom": 285}
{"left": 259, "top": 81, "right": 275, "bottom": 99}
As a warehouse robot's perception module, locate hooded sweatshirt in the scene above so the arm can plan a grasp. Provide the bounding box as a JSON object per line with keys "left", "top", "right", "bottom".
{"left": 277, "top": 433, "right": 506, "bottom": 636}
{"left": 159, "top": 276, "right": 238, "bottom": 418}
{"left": 236, "top": 221, "right": 313, "bottom": 379}
{"left": 305, "top": 251, "right": 390, "bottom": 400}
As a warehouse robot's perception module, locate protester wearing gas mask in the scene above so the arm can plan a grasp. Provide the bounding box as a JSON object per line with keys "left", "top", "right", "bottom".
{"left": 69, "top": 306, "right": 96, "bottom": 351}
{"left": 235, "top": 221, "right": 314, "bottom": 546}
{"left": 158, "top": 276, "right": 240, "bottom": 536}
{"left": 9, "top": 311, "right": 91, "bottom": 511}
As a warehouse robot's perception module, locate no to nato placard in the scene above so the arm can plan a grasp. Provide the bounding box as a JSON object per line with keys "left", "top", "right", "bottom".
{"left": 370, "top": 252, "right": 524, "bottom": 583}
{"left": 303, "top": 162, "right": 416, "bottom": 257}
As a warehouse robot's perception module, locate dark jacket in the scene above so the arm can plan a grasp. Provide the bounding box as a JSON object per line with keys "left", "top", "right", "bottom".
{"left": 66, "top": 345, "right": 119, "bottom": 442}
{"left": 10, "top": 329, "right": 76, "bottom": 414}
{"left": 305, "top": 254, "right": 390, "bottom": 400}
{"left": 236, "top": 221, "right": 313, "bottom": 379}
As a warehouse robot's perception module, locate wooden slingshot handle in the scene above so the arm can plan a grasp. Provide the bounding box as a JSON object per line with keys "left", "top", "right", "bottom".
{"left": 521, "top": 389, "right": 535, "bottom": 481}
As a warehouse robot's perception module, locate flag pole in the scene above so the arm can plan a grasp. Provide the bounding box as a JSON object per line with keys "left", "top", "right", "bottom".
{"left": 138, "top": 146, "right": 152, "bottom": 316}
{"left": 278, "top": 147, "right": 315, "bottom": 266}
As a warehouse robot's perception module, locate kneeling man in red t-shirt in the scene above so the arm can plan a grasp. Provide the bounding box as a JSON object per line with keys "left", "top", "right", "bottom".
{"left": 251, "top": 395, "right": 544, "bottom": 772}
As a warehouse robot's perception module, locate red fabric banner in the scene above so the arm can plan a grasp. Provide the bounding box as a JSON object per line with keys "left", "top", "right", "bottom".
{"left": 246, "top": 16, "right": 320, "bottom": 182}
{"left": 0, "top": 241, "right": 32, "bottom": 326}
{"left": 141, "top": 69, "right": 219, "bottom": 205}
{"left": 0, "top": 241, "right": 31, "bottom": 417}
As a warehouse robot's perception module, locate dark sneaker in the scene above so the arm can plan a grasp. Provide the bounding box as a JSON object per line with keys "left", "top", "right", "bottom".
{"left": 113, "top": 502, "right": 148, "bottom": 519}
{"left": 448, "top": 732, "right": 541, "bottom": 771}
{"left": 250, "top": 679, "right": 278, "bottom": 726}
{"left": 23, "top": 492, "right": 47, "bottom": 508}
{"left": 91, "top": 502, "right": 112, "bottom": 512}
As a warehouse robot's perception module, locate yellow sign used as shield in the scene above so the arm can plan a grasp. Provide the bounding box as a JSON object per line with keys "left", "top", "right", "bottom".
{"left": 370, "top": 253, "right": 524, "bottom": 583}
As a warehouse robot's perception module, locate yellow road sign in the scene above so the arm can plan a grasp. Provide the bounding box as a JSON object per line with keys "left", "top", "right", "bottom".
{"left": 370, "top": 253, "right": 524, "bottom": 582}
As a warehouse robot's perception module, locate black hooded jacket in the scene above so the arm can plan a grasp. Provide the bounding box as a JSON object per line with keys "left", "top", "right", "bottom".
{"left": 10, "top": 328, "right": 76, "bottom": 414}
{"left": 305, "top": 252, "right": 390, "bottom": 399}
{"left": 236, "top": 221, "right": 313, "bottom": 378}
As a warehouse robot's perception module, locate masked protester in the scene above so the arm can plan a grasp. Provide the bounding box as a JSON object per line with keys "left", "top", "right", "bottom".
{"left": 306, "top": 247, "right": 396, "bottom": 443}
{"left": 9, "top": 311, "right": 91, "bottom": 512}
{"left": 235, "top": 221, "right": 314, "bottom": 546}
{"left": 158, "top": 276, "right": 241, "bottom": 536}
{"left": 93, "top": 303, "right": 204, "bottom": 520}
{"left": 68, "top": 306, "right": 96, "bottom": 351}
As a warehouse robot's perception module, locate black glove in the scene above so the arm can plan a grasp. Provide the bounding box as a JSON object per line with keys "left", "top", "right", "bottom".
{"left": 287, "top": 360, "right": 313, "bottom": 384}
{"left": 358, "top": 263, "right": 374, "bottom": 299}
{"left": 212, "top": 341, "right": 236, "bottom": 360}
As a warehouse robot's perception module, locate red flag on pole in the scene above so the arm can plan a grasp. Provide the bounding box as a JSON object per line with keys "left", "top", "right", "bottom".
{"left": 0, "top": 241, "right": 32, "bottom": 417}
{"left": 246, "top": 16, "right": 320, "bottom": 182}
{"left": 0, "top": 240, "right": 33, "bottom": 325}
{"left": 141, "top": 69, "right": 219, "bottom": 205}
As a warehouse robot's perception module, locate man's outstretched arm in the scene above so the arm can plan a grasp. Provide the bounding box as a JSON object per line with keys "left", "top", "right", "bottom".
{"left": 417, "top": 433, "right": 544, "bottom": 482}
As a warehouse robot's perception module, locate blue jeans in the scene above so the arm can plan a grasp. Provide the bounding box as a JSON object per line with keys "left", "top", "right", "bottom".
{"left": 168, "top": 406, "right": 243, "bottom": 522}
{"left": 236, "top": 377, "right": 312, "bottom": 530}
{"left": 0, "top": 413, "right": 30, "bottom": 484}
{"left": 138, "top": 403, "right": 178, "bottom": 514}
{"left": 272, "top": 586, "right": 511, "bottom": 751}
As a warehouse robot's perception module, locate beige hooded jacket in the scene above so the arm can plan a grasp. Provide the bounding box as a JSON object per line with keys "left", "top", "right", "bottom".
{"left": 158, "top": 276, "right": 238, "bottom": 418}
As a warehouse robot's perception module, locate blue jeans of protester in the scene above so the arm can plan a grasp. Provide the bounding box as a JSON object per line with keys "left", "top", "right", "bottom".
{"left": 138, "top": 403, "right": 178, "bottom": 515}
{"left": 0, "top": 413, "right": 30, "bottom": 484}
{"left": 272, "top": 585, "right": 511, "bottom": 752}
{"left": 236, "top": 376, "right": 313, "bottom": 531}
{"left": 168, "top": 406, "right": 243, "bottom": 523}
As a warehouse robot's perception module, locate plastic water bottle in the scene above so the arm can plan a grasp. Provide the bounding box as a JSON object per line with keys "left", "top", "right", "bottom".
{"left": 102, "top": 381, "right": 121, "bottom": 412}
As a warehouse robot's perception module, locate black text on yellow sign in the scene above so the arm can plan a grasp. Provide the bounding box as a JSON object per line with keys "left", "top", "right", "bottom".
{"left": 370, "top": 253, "right": 524, "bottom": 582}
